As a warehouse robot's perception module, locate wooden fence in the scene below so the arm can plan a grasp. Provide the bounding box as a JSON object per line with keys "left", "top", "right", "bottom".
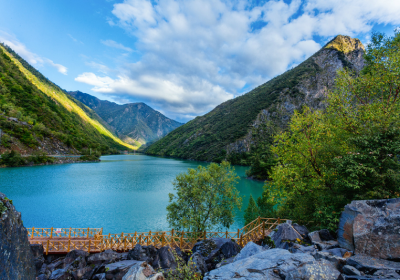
{"left": 27, "top": 217, "right": 288, "bottom": 254}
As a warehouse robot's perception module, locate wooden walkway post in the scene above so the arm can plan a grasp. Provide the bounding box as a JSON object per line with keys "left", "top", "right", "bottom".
{"left": 87, "top": 227, "right": 90, "bottom": 239}
{"left": 161, "top": 232, "right": 165, "bottom": 247}
{"left": 147, "top": 231, "right": 151, "bottom": 246}
{"left": 50, "top": 227, "right": 53, "bottom": 239}
{"left": 237, "top": 229, "right": 240, "bottom": 239}
{"left": 69, "top": 227, "right": 72, "bottom": 239}
{"left": 226, "top": 230, "right": 228, "bottom": 239}
{"left": 46, "top": 240, "right": 50, "bottom": 255}
{"left": 203, "top": 231, "right": 206, "bottom": 240}
{"left": 88, "top": 240, "right": 91, "bottom": 254}
{"left": 31, "top": 227, "right": 34, "bottom": 238}
{"left": 68, "top": 239, "right": 71, "bottom": 252}
{"left": 180, "top": 231, "right": 184, "bottom": 248}
{"left": 262, "top": 220, "right": 265, "bottom": 239}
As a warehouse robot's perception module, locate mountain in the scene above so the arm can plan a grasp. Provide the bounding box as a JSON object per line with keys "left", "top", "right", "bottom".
{"left": 68, "top": 91, "right": 183, "bottom": 146}
{"left": 0, "top": 43, "right": 137, "bottom": 156}
{"left": 145, "top": 35, "right": 365, "bottom": 162}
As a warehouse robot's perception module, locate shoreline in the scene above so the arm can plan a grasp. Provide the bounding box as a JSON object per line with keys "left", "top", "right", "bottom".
{"left": 0, "top": 157, "right": 100, "bottom": 168}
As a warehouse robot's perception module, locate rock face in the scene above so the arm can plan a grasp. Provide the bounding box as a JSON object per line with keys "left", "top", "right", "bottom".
{"left": 192, "top": 238, "right": 241, "bottom": 270}
{"left": 0, "top": 192, "right": 36, "bottom": 280}
{"left": 204, "top": 248, "right": 315, "bottom": 279}
{"left": 338, "top": 198, "right": 400, "bottom": 260}
{"left": 270, "top": 221, "right": 303, "bottom": 248}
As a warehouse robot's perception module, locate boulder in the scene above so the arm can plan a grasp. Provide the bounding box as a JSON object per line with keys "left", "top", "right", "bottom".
{"left": 289, "top": 244, "right": 317, "bottom": 254}
{"left": 292, "top": 223, "right": 309, "bottom": 239}
{"left": 189, "top": 252, "right": 208, "bottom": 276}
{"left": 64, "top": 250, "right": 89, "bottom": 265}
{"left": 93, "top": 274, "right": 107, "bottom": 280}
{"left": 338, "top": 198, "right": 400, "bottom": 260}
{"left": 49, "top": 268, "right": 72, "bottom": 280}
{"left": 346, "top": 254, "right": 400, "bottom": 275}
{"left": 31, "top": 244, "right": 45, "bottom": 274}
{"left": 122, "top": 262, "right": 164, "bottom": 280}
{"left": 192, "top": 238, "right": 241, "bottom": 270}
{"left": 319, "top": 229, "right": 335, "bottom": 241}
{"left": 286, "top": 259, "right": 340, "bottom": 280}
{"left": 127, "top": 244, "right": 158, "bottom": 265}
{"left": 308, "top": 231, "right": 322, "bottom": 243}
{"left": 323, "top": 248, "right": 349, "bottom": 258}
{"left": 0, "top": 192, "right": 36, "bottom": 280}
{"left": 37, "top": 274, "right": 49, "bottom": 280}
{"left": 373, "top": 269, "right": 400, "bottom": 279}
{"left": 342, "top": 265, "right": 361, "bottom": 276}
{"left": 204, "top": 248, "right": 315, "bottom": 280}
{"left": 314, "top": 251, "right": 347, "bottom": 270}
{"left": 314, "top": 240, "right": 340, "bottom": 251}
{"left": 152, "top": 246, "right": 177, "bottom": 270}
{"left": 270, "top": 222, "right": 303, "bottom": 248}
{"left": 105, "top": 260, "right": 142, "bottom": 280}
{"left": 71, "top": 266, "right": 92, "bottom": 280}
{"left": 47, "top": 259, "right": 65, "bottom": 272}
{"left": 88, "top": 249, "right": 119, "bottom": 264}
{"left": 215, "top": 257, "right": 235, "bottom": 269}
{"left": 233, "top": 241, "right": 264, "bottom": 262}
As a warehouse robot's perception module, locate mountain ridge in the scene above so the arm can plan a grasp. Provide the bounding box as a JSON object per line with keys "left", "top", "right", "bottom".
{"left": 68, "top": 91, "right": 183, "bottom": 146}
{"left": 145, "top": 35, "right": 365, "bottom": 162}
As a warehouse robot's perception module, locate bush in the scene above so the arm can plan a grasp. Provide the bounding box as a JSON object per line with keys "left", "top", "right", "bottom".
{"left": 0, "top": 150, "right": 26, "bottom": 167}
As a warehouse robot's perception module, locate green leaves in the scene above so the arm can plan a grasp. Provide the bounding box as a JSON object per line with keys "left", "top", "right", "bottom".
{"left": 265, "top": 31, "right": 400, "bottom": 231}
{"left": 166, "top": 161, "right": 242, "bottom": 232}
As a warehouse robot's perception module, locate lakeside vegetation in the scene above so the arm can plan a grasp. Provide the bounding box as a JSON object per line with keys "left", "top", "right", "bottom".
{"left": 243, "top": 31, "right": 400, "bottom": 231}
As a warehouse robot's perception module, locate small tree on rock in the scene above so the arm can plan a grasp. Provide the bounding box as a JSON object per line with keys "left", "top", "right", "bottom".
{"left": 167, "top": 161, "right": 242, "bottom": 232}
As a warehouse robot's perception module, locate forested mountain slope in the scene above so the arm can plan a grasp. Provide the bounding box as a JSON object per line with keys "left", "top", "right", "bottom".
{"left": 145, "top": 35, "right": 365, "bottom": 162}
{"left": 69, "top": 91, "right": 182, "bottom": 146}
{"left": 0, "top": 44, "right": 137, "bottom": 155}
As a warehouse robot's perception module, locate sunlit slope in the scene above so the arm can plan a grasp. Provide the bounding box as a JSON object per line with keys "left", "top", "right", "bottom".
{"left": 0, "top": 45, "right": 138, "bottom": 150}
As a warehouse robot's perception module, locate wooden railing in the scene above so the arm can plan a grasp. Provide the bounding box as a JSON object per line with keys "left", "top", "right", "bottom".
{"left": 28, "top": 227, "right": 103, "bottom": 239}
{"left": 28, "top": 217, "right": 288, "bottom": 254}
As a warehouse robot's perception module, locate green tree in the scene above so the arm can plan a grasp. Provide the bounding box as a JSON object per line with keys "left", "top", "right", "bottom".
{"left": 266, "top": 31, "right": 400, "bottom": 230}
{"left": 244, "top": 195, "right": 260, "bottom": 225}
{"left": 167, "top": 161, "right": 242, "bottom": 232}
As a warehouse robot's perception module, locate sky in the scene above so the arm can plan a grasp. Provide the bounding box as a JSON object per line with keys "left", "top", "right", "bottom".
{"left": 0, "top": 0, "right": 399, "bottom": 123}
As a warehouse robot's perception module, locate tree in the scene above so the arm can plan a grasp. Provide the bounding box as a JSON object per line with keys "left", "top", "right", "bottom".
{"left": 166, "top": 161, "right": 242, "bottom": 232}
{"left": 244, "top": 195, "right": 260, "bottom": 225}
{"left": 266, "top": 31, "right": 400, "bottom": 230}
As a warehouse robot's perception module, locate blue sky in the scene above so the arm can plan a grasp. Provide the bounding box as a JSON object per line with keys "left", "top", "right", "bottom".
{"left": 0, "top": 0, "right": 399, "bottom": 122}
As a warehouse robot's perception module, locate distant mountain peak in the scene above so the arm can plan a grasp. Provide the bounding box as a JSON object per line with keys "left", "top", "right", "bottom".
{"left": 325, "top": 35, "right": 365, "bottom": 54}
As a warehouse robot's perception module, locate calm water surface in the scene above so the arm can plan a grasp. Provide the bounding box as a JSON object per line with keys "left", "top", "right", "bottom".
{"left": 0, "top": 155, "right": 264, "bottom": 234}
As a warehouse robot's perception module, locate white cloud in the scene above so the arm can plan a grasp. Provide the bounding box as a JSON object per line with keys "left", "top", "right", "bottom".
{"left": 101, "top": 39, "right": 133, "bottom": 52}
{"left": 77, "top": 0, "right": 400, "bottom": 121}
{"left": 0, "top": 31, "right": 68, "bottom": 75}
{"left": 68, "top": 34, "right": 84, "bottom": 45}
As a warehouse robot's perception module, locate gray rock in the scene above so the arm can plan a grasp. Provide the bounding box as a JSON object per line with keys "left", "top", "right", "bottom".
{"left": 215, "top": 256, "right": 235, "bottom": 269}
{"left": 71, "top": 266, "right": 92, "bottom": 280}
{"left": 192, "top": 238, "right": 241, "bottom": 269}
{"left": 286, "top": 259, "right": 340, "bottom": 280}
{"left": 105, "top": 260, "right": 142, "bottom": 280}
{"left": 315, "top": 251, "right": 347, "bottom": 270}
{"left": 92, "top": 273, "right": 106, "bottom": 280}
{"left": 47, "top": 259, "right": 64, "bottom": 272}
{"left": 0, "top": 193, "right": 36, "bottom": 280}
{"left": 270, "top": 222, "right": 303, "bottom": 248}
{"left": 314, "top": 240, "right": 340, "bottom": 250}
{"left": 290, "top": 244, "right": 317, "bottom": 254}
{"left": 64, "top": 250, "right": 89, "bottom": 265}
{"left": 292, "top": 223, "right": 309, "bottom": 239}
{"left": 31, "top": 244, "right": 45, "bottom": 275}
{"left": 319, "top": 229, "right": 335, "bottom": 241}
{"left": 338, "top": 198, "right": 400, "bottom": 259}
{"left": 152, "top": 246, "right": 177, "bottom": 270}
{"left": 308, "top": 231, "right": 322, "bottom": 243}
{"left": 189, "top": 252, "right": 208, "bottom": 276}
{"left": 323, "top": 248, "right": 349, "bottom": 257}
{"left": 88, "top": 249, "right": 119, "bottom": 264}
{"left": 204, "top": 248, "right": 315, "bottom": 280}
{"left": 347, "top": 254, "right": 400, "bottom": 274}
{"left": 37, "top": 274, "right": 49, "bottom": 280}
{"left": 49, "top": 268, "right": 71, "bottom": 280}
{"left": 373, "top": 269, "right": 400, "bottom": 279}
{"left": 127, "top": 244, "right": 158, "bottom": 265}
{"left": 122, "top": 262, "right": 164, "bottom": 280}
{"left": 342, "top": 265, "right": 361, "bottom": 276}
{"left": 233, "top": 241, "right": 264, "bottom": 261}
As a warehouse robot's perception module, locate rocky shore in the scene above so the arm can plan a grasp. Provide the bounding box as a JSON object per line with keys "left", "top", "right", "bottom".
{"left": 1, "top": 193, "right": 400, "bottom": 279}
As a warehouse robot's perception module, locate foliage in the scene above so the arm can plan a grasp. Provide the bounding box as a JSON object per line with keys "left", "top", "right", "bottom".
{"left": 167, "top": 161, "right": 242, "bottom": 232}
{"left": 162, "top": 249, "right": 202, "bottom": 280}
{"left": 0, "top": 150, "right": 26, "bottom": 167}
{"left": 27, "top": 151, "right": 55, "bottom": 164}
{"left": 265, "top": 31, "right": 400, "bottom": 231}
{"left": 0, "top": 202, "right": 7, "bottom": 216}
{"left": 0, "top": 44, "right": 134, "bottom": 154}
{"left": 244, "top": 195, "right": 260, "bottom": 225}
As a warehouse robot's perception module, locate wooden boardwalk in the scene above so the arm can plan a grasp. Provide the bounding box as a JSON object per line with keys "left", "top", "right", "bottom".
{"left": 28, "top": 217, "right": 287, "bottom": 254}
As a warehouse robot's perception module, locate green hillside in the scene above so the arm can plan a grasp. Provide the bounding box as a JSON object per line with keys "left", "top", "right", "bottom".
{"left": 0, "top": 44, "right": 137, "bottom": 154}
{"left": 145, "top": 35, "right": 365, "bottom": 162}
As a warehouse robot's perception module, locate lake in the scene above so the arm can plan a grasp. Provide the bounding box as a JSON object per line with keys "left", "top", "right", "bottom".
{"left": 0, "top": 155, "right": 264, "bottom": 234}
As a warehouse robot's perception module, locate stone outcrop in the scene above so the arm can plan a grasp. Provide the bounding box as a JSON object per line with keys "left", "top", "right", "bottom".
{"left": 338, "top": 198, "right": 400, "bottom": 260}
{"left": 0, "top": 192, "right": 36, "bottom": 280}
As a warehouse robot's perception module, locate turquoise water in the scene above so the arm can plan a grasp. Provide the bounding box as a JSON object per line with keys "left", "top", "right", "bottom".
{"left": 0, "top": 155, "right": 264, "bottom": 234}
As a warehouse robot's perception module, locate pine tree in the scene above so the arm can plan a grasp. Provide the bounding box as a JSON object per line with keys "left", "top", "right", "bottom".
{"left": 244, "top": 195, "right": 260, "bottom": 225}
